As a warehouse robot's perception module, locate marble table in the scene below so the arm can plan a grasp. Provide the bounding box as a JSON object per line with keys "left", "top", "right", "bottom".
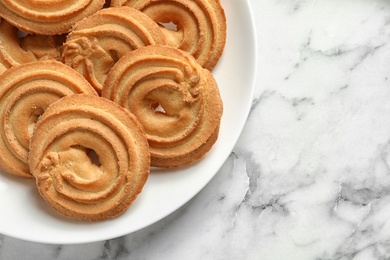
{"left": 2, "top": 0, "right": 390, "bottom": 259}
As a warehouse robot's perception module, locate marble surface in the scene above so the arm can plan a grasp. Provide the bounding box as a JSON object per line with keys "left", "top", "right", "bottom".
{"left": 2, "top": 0, "right": 390, "bottom": 259}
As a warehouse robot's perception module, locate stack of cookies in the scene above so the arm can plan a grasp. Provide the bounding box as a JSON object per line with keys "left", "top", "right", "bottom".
{"left": 0, "top": 0, "right": 226, "bottom": 221}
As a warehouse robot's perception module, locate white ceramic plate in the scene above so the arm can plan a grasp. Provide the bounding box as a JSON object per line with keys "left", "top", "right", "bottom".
{"left": 0, "top": 0, "right": 257, "bottom": 244}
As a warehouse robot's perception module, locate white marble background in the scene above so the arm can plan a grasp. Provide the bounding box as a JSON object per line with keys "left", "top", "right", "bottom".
{"left": 3, "top": 0, "right": 390, "bottom": 259}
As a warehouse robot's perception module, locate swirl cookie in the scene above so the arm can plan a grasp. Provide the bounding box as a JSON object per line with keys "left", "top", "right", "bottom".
{"left": 0, "top": 19, "right": 61, "bottom": 75}
{"left": 0, "top": 60, "right": 97, "bottom": 178}
{"left": 103, "top": 45, "right": 223, "bottom": 168}
{"left": 61, "top": 6, "right": 167, "bottom": 94}
{"left": 0, "top": 0, "right": 105, "bottom": 35}
{"left": 29, "top": 94, "right": 150, "bottom": 221}
{"left": 110, "top": 0, "right": 227, "bottom": 70}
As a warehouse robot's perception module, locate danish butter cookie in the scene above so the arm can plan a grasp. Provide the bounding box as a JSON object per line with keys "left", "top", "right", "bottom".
{"left": 111, "top": 0, "right": 227, "bottom": 70}
{"left": 0, "top": 19, "right": 60, "bottom": 75}
{"left": 103, "top": 45, "right": 223, "bottom": 168}
{"left": 61, "top": 6, "right": 167, "bottom": 94}
{"left": 0, "top": 0, "right": 105, "bottom": 35}
{"left": 0, "top": 60, "right": 97, "bottom": 178}
{"left": 29, "top": 94, "right": 150, "bottom": 221}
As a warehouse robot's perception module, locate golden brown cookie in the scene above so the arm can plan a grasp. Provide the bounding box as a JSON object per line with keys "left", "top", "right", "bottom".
{"left": 102, "top": 45, "right": 223, "bottom": 168}
{"left": 61, "top": 6, "right": 167, "bottom": 94}
{"left": 0, "top": 19, "right": 61, "bottom": 75}
{"left": 0, "top": 60, "right": 97, "bottom": 178}
{"left": 0, "top": 0, "right": 105, "bottom": 35}
{"left": 29, "top": 94, "right": 150, "bottom": 221}
{"left": 110, "top": 0, "right": 227, "bottom": 70}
